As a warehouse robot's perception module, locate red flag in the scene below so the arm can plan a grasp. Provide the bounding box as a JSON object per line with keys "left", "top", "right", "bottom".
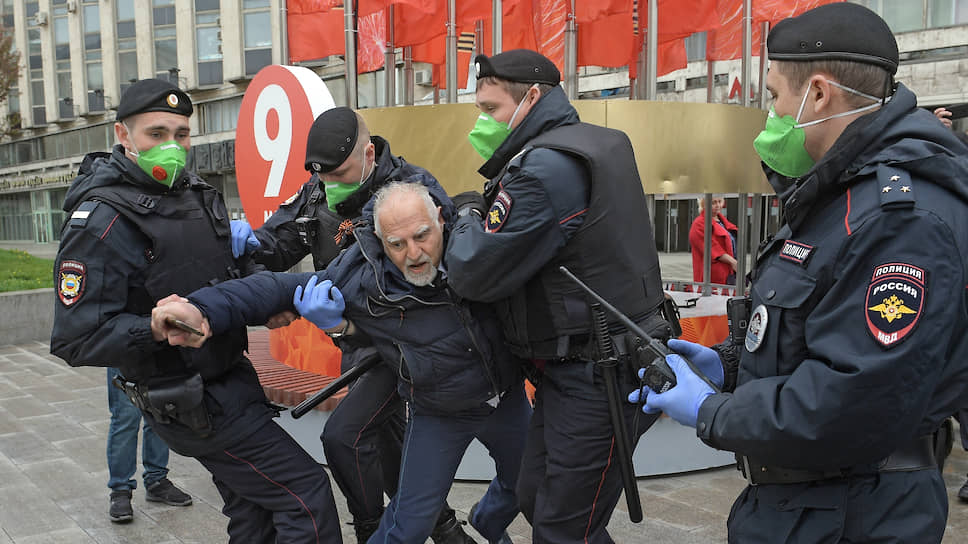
{"left": 358, "top": 0, "right": 437, "bottom": 19}
{"left": 655, "top": 0, "right": 719, "bottom": 41}
{"left": 753, "top": 0, "right": 844, "bottom": 22}
{"left": 533, "top": 0, "right": 568, "bottom": 75}
{"left": 393, "top": 3, "right": 446, "bottom": 47}
{"left": 287, "top": 6, "right": 345, "bottom": 62}
{"left": 357, "top": 10, "right": 386, "bottom": 73}
{"left": 576, "top": 0, "right": 631, "bottom": 24}
{"left": 577, "top": 11, "right": 634, "bottom": 68}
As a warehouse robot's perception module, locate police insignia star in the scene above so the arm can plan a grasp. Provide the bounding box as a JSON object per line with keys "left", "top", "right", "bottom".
{"left": 865, "top": 262, "right": 925, "bottom": 348}
{"left": 58, "top": 260, "right": 86, "bottom": 307}
{"left": 485, "top": 189, "right": 513, "bottom": 233}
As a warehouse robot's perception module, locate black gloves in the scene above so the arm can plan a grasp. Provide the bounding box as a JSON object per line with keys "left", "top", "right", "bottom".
{"left": 452, "top": 191, "right": 487, "bottom": 219}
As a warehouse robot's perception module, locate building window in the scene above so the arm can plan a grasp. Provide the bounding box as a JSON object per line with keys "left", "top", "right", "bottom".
{"left": 154, "top": 0, "right": 178, "bottom": 83}
{"left": 198, "top": 96, "right": 242, "bottom": 134}
{"left": 243, "top": 0, "right": 271, "bottom": 76}
{"left": 116, "top": 0, "right": 137, "bottom": 96}
{"left": 53, "top": 0, "right": 73, "bottom": 119}
{"left": 858, "top": 0, "right": 968, "bottom": 32}
{"left": 83, "top": 2, "right": 104, "bottom": 112}
{"left": 684, "top": 32, "right": 706, "bottom": 63}
{"left": 27, "top": 21, "right": 44, "bottom": 126}
{"left": 196, "top": 0, "right": 222, "bottom": 86}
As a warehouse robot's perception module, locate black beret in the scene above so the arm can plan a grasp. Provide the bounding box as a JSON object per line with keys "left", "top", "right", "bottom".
{"left": 475, "top": 49, "right": 561, "bottom": 86}
{"left": 304, "top": 107, "right": 359, "bottom": 173}
{"left": 768, "top": 3, "right": 899, "bottom": 74}
{"left": 116, "top": 78, "right": 193, "bottom": 121}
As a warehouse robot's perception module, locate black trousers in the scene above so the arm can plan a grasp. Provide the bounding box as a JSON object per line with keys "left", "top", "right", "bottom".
{"left": 196, "top": 419, "right": 342, "bottom": 544}
{"left": 321, "top": 356, "right": 406, "bottom": 522}
{"left": 517, "top": 360, "right": 659, "bottom": 543}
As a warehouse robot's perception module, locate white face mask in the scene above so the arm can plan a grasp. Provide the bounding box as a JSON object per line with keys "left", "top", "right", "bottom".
{"left": 507, "top": 84, "right": 538, "bottom": 130}
{"left": 359, "top": 144, "right": 372, "bottom": 185}
{"left": 793, "top": 79, "right": 890, "bottom": 129}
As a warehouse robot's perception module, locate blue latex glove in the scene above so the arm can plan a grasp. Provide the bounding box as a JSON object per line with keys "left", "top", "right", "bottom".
{"left": 628, "top": 353, "right": 715, "bottom": 428}
{"left": 667, "top": 338, "right": 724, "bottom": 389}
{"left": 230, "top": 220, "right": 261, "bottom": 258}
{"left": 293, "top": 276, "right": 345, "bottom": 330}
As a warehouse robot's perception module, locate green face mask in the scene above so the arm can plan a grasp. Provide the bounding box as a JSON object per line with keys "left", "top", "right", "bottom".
{"left": 752, "top": 107, "right": 815, "bottom": 178}
{"left": 467, "top": 85, "right": 536, "bottom": 160}
{"left": 323, "top": 181, "right": 361, "bottom": 212}
{"left": 753, "top": 79, "right": 888, "bottom": 178}
{"left": 467, "top": 113, "right": 512, "bottom": 160}
{"left": 126, "top": 131, "right": 187, "bottom": 187}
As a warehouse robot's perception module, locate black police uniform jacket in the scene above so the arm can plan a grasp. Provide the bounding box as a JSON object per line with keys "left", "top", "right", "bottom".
{"left": 697, "top": 84, "right": 968, "bottom": 539}
{"left": 446, "top": 86, "right": 666, "bottom": 359}
{"left": 186, "top": 176, "right": 523, "bottom": 416}
{"left": 50, "top": 145, "right": 273, "bottom": 456}
{"left": 251, "top": 136, "right": 436, "bottom": 271}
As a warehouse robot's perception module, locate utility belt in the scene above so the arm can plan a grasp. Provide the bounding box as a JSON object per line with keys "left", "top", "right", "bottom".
{"left": 736, "top": 434, "right": 936, "bottom": 486}
{"left": 112, "top": 373, "right": 213, "bottom": 438}
{"left": 540, "top": 308, "right": 671, "bottom": 362}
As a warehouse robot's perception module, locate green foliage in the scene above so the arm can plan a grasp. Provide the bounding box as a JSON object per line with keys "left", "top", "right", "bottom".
{"left": 0, "top": 249, "right": 54, "bottom": 292}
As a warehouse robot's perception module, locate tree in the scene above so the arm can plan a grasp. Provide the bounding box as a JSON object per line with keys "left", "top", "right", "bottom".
{"left": 0, "top": 24, "right": 21, "bottom": 136}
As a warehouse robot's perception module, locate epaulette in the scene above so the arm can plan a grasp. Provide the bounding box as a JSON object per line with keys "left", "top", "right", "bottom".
{"left": 68, "top": 201, "right": 100, "bottom": 229}
{"left": 876, "top": 165, "right": 915, "bottom": 209}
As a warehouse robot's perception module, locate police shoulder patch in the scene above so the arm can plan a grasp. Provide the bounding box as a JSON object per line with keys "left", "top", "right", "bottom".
{"left": 282, "top": 190, "right": 301, "bottom": 207}
{"left": 58, "top": 260, "right": 87, "bottom": 307}
{"left": 865, "top": 262, "right": 925, "bottom": 348}
{"left": 485, "top": 189, "right": 512, "bottom": 233}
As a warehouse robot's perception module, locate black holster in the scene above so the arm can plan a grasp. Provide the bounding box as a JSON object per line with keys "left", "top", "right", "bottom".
{"left": 113, "top": 373, "right": 213, "bottom": 437}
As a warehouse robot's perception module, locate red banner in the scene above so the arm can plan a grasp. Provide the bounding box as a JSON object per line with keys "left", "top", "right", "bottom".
{"left": 287, "top": 7, "right": 345, "bottom": 63}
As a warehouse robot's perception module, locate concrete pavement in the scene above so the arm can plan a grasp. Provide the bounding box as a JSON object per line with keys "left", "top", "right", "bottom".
{"left": 0, "top": 338, "right": 967, "bottom": 543}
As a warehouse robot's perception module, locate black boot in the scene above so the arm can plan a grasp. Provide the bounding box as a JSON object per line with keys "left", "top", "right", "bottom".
{"left": 959, "top": 476, "right": 968, "bottom": 503}
{"left": 352, "top": 517, "right": 381, "bottom": 543}
{"left": 430, "top": 508, "right": 475, "bottom": 544}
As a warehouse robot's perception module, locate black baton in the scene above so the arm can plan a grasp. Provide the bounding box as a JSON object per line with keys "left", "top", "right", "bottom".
{"left": 291, "top": 353, "right": 382, "bottom": 419}
{"left": 591, "top": 301, "right": 643, "bottom": 523}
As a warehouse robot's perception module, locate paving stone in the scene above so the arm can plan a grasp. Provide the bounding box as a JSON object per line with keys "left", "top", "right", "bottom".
{"left": 18, "top": 413, "right": 95, "bottom": 443}
{"left": 53, "top": 435, "right": 110, "bottom": 474}
{"left": 20, "top": 458, "right": 103, "bottom": 503}
{"left": 0, "top": 406, "right": 24, "bottom": 435}
{"left": 0, "top": 379, "right": 25, "bottom": 401}
{"left": 0, "top": 485, "right": 76, "bottom": 539}
{"left": 19, "top": 383, "right": 85, "bottom": 404}
{"left": 0, "top": 431, "right": 65, "bottom": 465}
{"left": 15, "top": 527, "right": 98, "bottom": 544}
{"left": 0, "top": 395, "right": 59, "bottom": 419}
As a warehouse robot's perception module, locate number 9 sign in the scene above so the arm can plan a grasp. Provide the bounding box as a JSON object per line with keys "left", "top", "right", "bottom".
{"left": 236, "top": 65, "right": 335, "bottom": 228}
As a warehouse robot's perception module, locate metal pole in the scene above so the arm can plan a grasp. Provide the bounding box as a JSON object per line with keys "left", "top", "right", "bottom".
{"left": 344, "top": 0, "right": 358, "bottom": 108}
{"left": 446, "top": 0, "right": 457, "bottom": 103}
{"left": 635, "top": 39, "right": 646, "bottom": 99}
{"left": 735, "top": 193, "right": 748, "bottom": 294}
{"left": 758, "top": 21, "right": 770, "bottom": 109}
{"left": 645, "top": 0, "right": 657, "bottom": 100}
{"left": 563, "top": 0, "right": 578, "bottom": 99}
{"left": 281, "top": 0, "right": 289, "bottom": 64}
{"left": 751, "top": 195, "right": 764, "bottom": 269}
{"left": 702, "top": 193, "right": 712, "bottom": 296}
{"left": 741, "top": 0, "right": 752, "bottom": 107}
{"left": 403, "top": 46, "right": 414, "bottom": 105}
{"left": 706, "top": 59, "right": 714, "bottom": 103}
{"left": 384, "top": 5, "right": 395, "bottom": 106}
{"left": 492, "top": 0, "right": 502, "bottom": 54}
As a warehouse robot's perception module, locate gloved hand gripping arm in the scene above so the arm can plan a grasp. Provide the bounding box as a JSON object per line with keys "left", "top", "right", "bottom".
{"left": 293, "top": 276, "right": 347, "bottom": 331}
{"left": 230, "top": 220, "right": 261, "bottom": 258}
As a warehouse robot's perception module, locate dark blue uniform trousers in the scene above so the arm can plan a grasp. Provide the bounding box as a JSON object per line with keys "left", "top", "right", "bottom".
{"left": 322, "top": 359, "right": 406, "bottom": 522}
{"left": 196, "top": 419, "right": 343, "bottom": 544}
{"left": 517, "top": 361, "right": 659, "bottom": 544}
{"left": 369, "top": 383, "right": 532, "bottom": 544}
{"left": 726, "top": 469, "right": 947, "bottom": 543}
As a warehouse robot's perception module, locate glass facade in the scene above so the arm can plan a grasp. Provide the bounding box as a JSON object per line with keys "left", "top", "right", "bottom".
{"left": 195, "top": 0, "right": 222, "bottom": 86}
{"left": 84, "top": 1, "right": 104, "bottom": 112}
{"left": 153, "top": 0, "right": 178, "bottom": 83}
{"left": 117, "top": 0, "right": 137, "bottom": 96}
{"left": 243, "top": 0, "right": 271, "bottom": 76}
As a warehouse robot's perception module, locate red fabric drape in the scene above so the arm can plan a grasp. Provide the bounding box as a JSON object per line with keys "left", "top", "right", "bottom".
{"left": 287, "top": 5, "right": 345, "bottom": 63}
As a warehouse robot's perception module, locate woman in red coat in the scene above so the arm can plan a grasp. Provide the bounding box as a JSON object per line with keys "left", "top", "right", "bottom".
{"left": 689, "top": 197, "right": 738, "bottom": 285}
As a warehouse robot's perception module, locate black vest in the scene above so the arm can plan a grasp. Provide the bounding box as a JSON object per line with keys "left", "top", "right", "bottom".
{"left": 491, "top": 123, "right": 666, "bottom": 359}
{"left": 300, "top": 180, "right": 346, "bottom": 269}
{"left": 84, "top": 178, "right": 245, "bottom": 382}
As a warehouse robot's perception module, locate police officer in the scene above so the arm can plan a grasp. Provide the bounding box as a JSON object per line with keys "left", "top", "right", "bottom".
{"left": 50, "top": 78, "right": 342, "bottom": 543}
{"left": 445, "top": 49, "right": 671, "bottom": 542}
{"left": 230, "top": 107, "right": 471, "bottom": 544}
{"left": 631, "top": 4, "right": 968, "bottom": 542}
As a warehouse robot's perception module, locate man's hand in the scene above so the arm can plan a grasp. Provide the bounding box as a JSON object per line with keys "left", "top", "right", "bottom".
{"left": 293, "top": 276, "right": 345, "bottom": 330}
{"left": 151, "top": 295, "right": 212, "bottom": 347}
{"left": 934, "top": 107, "right": 953, "bottom": 129}
{"left": 452, "top": 191, "right": 487, "bottom": 219}
{"left": 666, "top": 338, "right": 724, "bottom": 388}
{"left": 230, "top": 220, "right": 261, "bottom": 258}
{"left": 265, "top": 311, "right": 298, "bottom": 329}
{"left": 628, "top": 353, "right": 715, "bottom": 428}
